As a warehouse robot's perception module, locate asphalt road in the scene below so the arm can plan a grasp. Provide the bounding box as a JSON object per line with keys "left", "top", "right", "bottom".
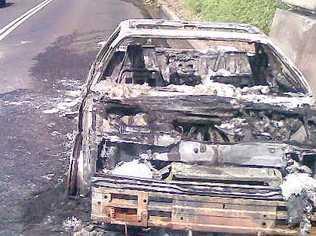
{"left": 0, "top": 0, "right": 44, "bottom": 29}
{"left": 0, "top": 1, "right": 150, "bottom": 235}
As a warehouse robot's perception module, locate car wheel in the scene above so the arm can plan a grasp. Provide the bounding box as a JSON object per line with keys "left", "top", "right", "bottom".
{"left": 66, "top": 133, "right": 83, "bottom": 196}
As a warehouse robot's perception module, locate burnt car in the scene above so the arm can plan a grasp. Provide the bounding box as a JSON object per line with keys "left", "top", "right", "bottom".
{"left": 67, "top": 19, "right": 316, "bottom": 235}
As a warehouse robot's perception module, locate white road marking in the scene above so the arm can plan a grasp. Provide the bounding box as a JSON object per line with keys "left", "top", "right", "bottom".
{"left": 0, "top": 0, "right": 55, "bottom": 41}
{"left": 20, "top": 40, "right": 32, "bottom": 45}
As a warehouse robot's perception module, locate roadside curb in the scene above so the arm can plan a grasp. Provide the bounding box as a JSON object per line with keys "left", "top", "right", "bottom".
{"left": 155, "top": 1, "right": 208, "bottom": 50}
{"left": 157, "top": 1, "right": 181, "bottom": 21}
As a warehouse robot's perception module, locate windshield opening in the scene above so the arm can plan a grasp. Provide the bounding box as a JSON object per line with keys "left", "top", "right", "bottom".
{"left": 100, "top": 37, "right": 307, "bottom": 95}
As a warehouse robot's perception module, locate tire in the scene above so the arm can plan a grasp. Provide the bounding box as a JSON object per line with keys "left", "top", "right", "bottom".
{"left": 66, "top": 133, "right": 83, "bottom": 196}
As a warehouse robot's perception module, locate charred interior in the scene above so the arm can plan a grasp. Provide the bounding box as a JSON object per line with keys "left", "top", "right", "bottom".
{"left": 102, "top": 38, "right": 307, "bottom": 94}
{"left": 68, "top": 26, "right": 316, "bottom": 235}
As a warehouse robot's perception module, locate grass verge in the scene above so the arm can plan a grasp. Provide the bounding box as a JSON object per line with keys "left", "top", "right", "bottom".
{"left": 184, "top": 0, "right": 287, "bottom": 33}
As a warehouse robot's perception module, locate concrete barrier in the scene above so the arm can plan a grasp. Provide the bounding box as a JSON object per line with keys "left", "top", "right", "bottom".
{"left": 270, "top": 8, "right": 316, "bottom": 94}
{"left": 283, "top": 0, "right": 316, "bottom": 11}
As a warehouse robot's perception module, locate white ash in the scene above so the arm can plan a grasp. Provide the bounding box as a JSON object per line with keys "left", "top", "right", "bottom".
{"left": 281, "top": 173, "right": 316, "bottom": 200}
{"left": 217, "top": 118, "right": 247, "bottom": 130}
{"left": 63, "top": 216, "right": 82, "bottom": 232}
{"left": 91, "top": 80, "right": 312, "bottom": 109}
{"left": 110, "top": 159, "right": 153, "bottom": 179}
{"left": 42, "top": 107, "right": 59, "bottom": 114}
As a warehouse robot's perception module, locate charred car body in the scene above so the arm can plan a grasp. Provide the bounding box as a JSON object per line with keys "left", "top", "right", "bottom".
{"left": 67, "top": 19, "right": 316, "bottom": 235}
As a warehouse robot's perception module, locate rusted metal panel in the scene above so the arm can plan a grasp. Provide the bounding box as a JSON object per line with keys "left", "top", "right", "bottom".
{"left": 90, "top": 175, "right": 305, "bottom": 235}
{"left": 92, "top": 175, "right": 284, "bottom": 201}
{"left": 169, "top": 163, "right": 283, "bottom": 187}
{"left": 137, "top": 192, "right": 149, "bottom": 227}
{"left": 91, "top": 185, "right": 298, "bottom": 235}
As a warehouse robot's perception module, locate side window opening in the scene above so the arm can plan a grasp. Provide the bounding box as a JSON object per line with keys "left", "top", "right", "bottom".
{"left": 103, "top": 51, "right": 125, "bottom": 78}
{"left": 96, "top": 28, "right": 121, "bottom": 63}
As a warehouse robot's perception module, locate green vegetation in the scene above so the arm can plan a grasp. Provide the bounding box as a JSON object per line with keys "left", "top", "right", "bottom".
{"left": 184, "top": 0, "right": 287, "bottom": 33}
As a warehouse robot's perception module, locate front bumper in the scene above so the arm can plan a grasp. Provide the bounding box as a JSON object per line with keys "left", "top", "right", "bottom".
{"left": 91, "top": 175, "right": 313, "bottom": 235}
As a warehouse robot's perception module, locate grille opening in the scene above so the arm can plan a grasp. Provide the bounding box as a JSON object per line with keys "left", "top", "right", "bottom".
{"left": 149, "top": 211, "right": 172, "bottom": 218}
{"left": 113, "top": 208, "right": 137, "bottom": 217}
{"left": 172, "top": 177, "right": 270, "bottom": 186}
{"left": 112, "top": 193, "right": 138, "bottom": 201}
{"left": 149, "top": 196, "right": 173, "bottom": 204}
